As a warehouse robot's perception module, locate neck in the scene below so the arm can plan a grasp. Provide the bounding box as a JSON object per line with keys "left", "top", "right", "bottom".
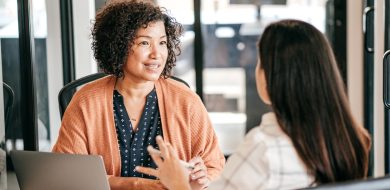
{"left": 115, "top": 76, "right": 155, "bottom": 99}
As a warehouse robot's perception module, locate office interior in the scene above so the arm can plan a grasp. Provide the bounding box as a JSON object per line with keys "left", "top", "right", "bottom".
{"left": 0, "top": 0, "right": 389, "bottom": 189}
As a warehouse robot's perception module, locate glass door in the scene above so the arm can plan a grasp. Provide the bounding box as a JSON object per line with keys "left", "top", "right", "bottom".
{"left": 1, "top": 0, "right": 23, "bottom": 156}
{"left": 0, "top": 0, "right": 41, "bottom": 188}
{"left": 199, "top": 0, "right": 329, "bottom": 156}
{"left": 1, "top": 0, "right": 51, "bottom": 153}
{"left": 0, "top": 0, "right": 16, "bottom": 186}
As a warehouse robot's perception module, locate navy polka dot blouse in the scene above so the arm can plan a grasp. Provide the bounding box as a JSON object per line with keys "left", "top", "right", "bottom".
{"left": 113, "top": 88, "right": 163, "bottom": 179}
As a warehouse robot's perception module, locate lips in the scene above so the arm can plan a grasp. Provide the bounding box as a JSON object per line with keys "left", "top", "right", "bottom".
{"left": 144, "top": 63, "right": 160, "bottom": 70}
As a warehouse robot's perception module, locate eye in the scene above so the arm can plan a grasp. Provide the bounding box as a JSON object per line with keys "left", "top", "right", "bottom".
{"left": 138, "top": 41, "right": 150, "bottom": 46}
{"left": 160, "top": 41, "right": 167, "bottom": 46}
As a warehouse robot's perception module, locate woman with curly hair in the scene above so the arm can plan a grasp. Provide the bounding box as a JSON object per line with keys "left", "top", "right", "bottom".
{"left": 137, "top": 19, "right": 371, "bottom": 189}
{"left": 53, "top": 1, "right": 225, "bottom": 189}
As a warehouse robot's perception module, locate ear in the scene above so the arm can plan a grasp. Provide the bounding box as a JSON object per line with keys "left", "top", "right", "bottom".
{"left": 256, "top": 64, "right": 271, "bottom": 105}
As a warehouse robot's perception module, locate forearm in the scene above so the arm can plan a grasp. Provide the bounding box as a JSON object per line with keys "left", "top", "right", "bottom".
{"left": 171, "top": 182, "right": 191, "bottom": 190}
{"left": 190, "top": 101, "right": 225, "bottom": 181}
{"left": 108, "top": 176, "right": 166, "bottom": 190}
{"left": 109, "top": 176, "right": 136, "bottom": 190}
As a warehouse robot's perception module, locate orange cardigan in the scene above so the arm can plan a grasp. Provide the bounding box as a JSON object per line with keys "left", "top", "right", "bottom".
{"left": 52, "top": 76, "right": 225, "bottom": 180}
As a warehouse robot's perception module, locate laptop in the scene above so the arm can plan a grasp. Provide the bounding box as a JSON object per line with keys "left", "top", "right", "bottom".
{"left": 10, "top": 150, "right": 110, "bottom": 190}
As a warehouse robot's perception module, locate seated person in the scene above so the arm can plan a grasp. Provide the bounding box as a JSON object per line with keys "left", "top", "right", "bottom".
{"left": 136, "top": 19, "right": 371, "bottom": 190}
{"left": 52, "top": 1, "right": 225, "bottom": 190}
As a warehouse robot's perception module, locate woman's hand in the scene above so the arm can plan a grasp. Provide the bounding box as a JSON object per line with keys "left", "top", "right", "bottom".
{"left": 136, "top": 136, "right": 191, "bottom": 190}
{"left": 188, "top": 157, "right": 209, "bottom": 190}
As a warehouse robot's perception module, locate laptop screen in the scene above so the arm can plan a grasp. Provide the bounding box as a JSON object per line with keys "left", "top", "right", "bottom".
{"left": 10, "top": 150, "right": 110, "bottom": 190}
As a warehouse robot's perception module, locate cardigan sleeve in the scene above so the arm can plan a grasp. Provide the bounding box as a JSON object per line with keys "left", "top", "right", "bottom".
{"left": 154, "top": 78, "right": 225, "bottom": 181}
{"left": 52, "top": 96, "right": 89, "bottom": 154}
{"left": 189, "top": 97, "right": 225, "bottom": 181}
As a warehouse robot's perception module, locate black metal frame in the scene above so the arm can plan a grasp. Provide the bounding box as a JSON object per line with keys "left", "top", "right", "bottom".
{"left": 193, "top": 0, "right": 204, "bottom": 100}
{"left": 363, "top": 0, "right": 375, "bottom": 176}
{"left": 60, "top": 0, "right": 76, "bottom": 85}
{"left": 332, "top": 0, "right": 347, "bottom": 85}
{"left": 17, "top": 0, "right": 38, "bottom": 150}
{"left": 384, "top": 50, "right": 390, "bottom": 175}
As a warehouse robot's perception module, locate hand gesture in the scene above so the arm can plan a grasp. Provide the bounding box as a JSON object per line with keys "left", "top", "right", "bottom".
{"left": 188, "top": 156, "right": 209, "bottom": 190}
{"left": 136, "top": 136, "right": 191, "bottom": 190}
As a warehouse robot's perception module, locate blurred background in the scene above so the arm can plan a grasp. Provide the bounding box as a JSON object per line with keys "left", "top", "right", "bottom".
{"left": 0, "top": 0, "right": 388, "bottom": 189}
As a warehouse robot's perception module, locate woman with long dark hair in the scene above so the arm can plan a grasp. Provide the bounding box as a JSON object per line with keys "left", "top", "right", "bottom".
{"left": 136, "top": 19, "right": 371, "bottom": 189}
{"left": 257, "top": 19, "right": 371, "bottom": 184}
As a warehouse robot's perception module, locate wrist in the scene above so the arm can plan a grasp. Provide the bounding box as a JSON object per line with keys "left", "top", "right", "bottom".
{"left": 172, "top": 181, "right": 191, "bottom": 190}
{"left": 133, "top": 178, "right": 140, "bottom": 189}
{"left": 108, "top": 176, "right": 138, "bottom": 190}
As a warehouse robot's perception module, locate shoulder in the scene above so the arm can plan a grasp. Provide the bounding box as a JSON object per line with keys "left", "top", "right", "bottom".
{"left": 158, "top": 77, "right": 193, "bottom": 92}
{"left": 247, "top": 112, "right": 288, "bottom": 143}
{"left": 209, "top": 127, "right": 271, "bottom": 189}
{"left": 238, "top": 112, "right": 292, "bottom": 158}
{"left": 72, "top": 75, "right": 115, "bottom": 102}
{"left": 76, "top": 75, "right": 114, "bottom": 94}
{"left": 157, "top": 77, "right": 201, "bottom": 104}
{"left": 235, "top": 127, "right": 268, "bottom": 158}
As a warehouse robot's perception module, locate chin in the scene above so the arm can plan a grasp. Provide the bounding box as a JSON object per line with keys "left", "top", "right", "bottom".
{"left": 145, "top": 74, "right": 162, "bottom": 81}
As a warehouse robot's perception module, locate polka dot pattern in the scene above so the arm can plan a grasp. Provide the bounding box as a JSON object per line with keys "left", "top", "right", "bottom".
{"left": 113, "top": 88, "right": 162, "bottom": 179}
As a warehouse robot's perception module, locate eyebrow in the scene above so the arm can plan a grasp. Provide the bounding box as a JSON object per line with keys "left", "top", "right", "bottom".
{"left": 136, "top": 35, "right": 167, "bottom": 39}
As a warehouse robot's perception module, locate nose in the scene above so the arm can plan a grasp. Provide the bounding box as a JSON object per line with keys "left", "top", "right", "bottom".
{"left": 149, "top": 44, "right": 163, "bottom": 59}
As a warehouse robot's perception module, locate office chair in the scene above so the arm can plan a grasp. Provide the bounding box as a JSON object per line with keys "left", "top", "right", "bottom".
{"left": 170, "top": 76, "right": 190, "bottom": 88}
{"left": 58, "top": 73, "right": 107, "bottom": 118}
{"left": 3, "top": 82, "right": 15, "bottom": 154}
{"left": 303, "top": 175, "right": 390, "bottom": 190}
{"left": 3, "top": 82, "right": 14, "bottom": 128}
{"left": 58, "top": 73, "right": 190, "bottom": 119}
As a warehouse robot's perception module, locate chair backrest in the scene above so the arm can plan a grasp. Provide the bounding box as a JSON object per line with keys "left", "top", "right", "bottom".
{"left": 170, "top": 76, "right": 190, "bottom": 88}
{"left": 3, "top": 82, "right": 14, "bottom": 129}
{"left": 58, "top": 73, "right": 107, "bottom": 118}
{"left": 58, "top": 73, "right": 190, "bottom": 119}
{"left": 304, "top": 175, "right": 390, "bottom": 190}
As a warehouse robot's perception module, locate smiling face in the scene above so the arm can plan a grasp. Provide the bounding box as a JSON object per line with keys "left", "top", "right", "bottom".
{"left": 123, "top": 21, "right": 168, "bottom": 83}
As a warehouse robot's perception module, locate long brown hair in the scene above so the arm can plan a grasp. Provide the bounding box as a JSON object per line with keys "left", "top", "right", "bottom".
{"left": 258, "top": 19, "right": 371, "bottom": 184}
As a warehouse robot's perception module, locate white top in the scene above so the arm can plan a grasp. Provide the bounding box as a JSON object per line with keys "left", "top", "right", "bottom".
{"left": 208, "top": 112, "right": 314, "bottom": 190}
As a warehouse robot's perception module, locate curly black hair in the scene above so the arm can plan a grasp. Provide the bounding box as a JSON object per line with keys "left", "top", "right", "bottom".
{"left": 92, "top": 0, "right": 183, "bottom": 78}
